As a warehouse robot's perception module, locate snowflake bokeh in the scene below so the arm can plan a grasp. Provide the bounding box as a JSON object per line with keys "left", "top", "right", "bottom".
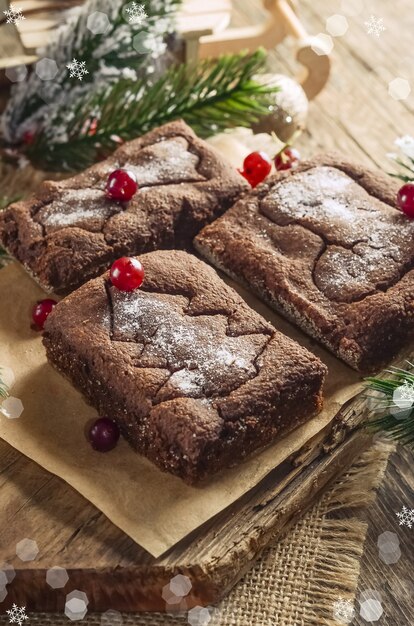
{"left": 393, "top": 381, "right": 414, "bottom": 408}
{"left": 396, "top": 505, "right": 414, "bottom": 529}
{"left": 3, "top": 4, "right": 25, "bottom": 25}
{"left": 377, "top": 531, "right": 401, "bottom": 565}
{"left": 333, "top": 597, "right": 355, "bottom": 624}
{"left": 6, "top": 604, "right": 29, "bottom": 625}
{"left": 359, "top": 598, "right": 383, "bottom": 622}
{"left": 187, "top": 606, "right": 213, "bottom": 626}
{"left": 326, "top": 14, "right": 349, "bottom": 37}
{"left": 311, "top": 33, "right": 334, "bottom": 56}
{"left": 16, "top": 538, "right": 38, "bottom": 561}
{"left": 388, "top": 77, "right": 411, "bottom": 101}
{"left": 35, "top": 58, "right": 59, "bottom": 81}
{"left": 1, "top": 396, "right": 24, "bottom": 419}
{"left": 65, "top": 590, "right": 89, "bottom": 621}
{"left": 87, "top": 11, "right": 111, "bottom": 35}
{"left": 46, "top": 566, "right": 69, "bottom": 589}
{"left": 66, "top": 59, "right": 89, "bottom": 81}
{"left": 125, "top": 2, "right": 147, "bottom": 25}
{"left": 5, "top": 65, "right": 27, "bottom": 84}
{"left": 365, "top": 15, "right": 386, "bottom": 37}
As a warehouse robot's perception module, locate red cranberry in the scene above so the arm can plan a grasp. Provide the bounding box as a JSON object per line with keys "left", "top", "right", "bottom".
{"left": 241, "top": 151, "right": 272, "bottom": 188}
{"left": 397, "top": 183, "right": 414, "bottom": 218}
{"left": 106, "top": 169, "right": 138, "bottom": 202}
{"left": 32, "top": 299, "right": 57, "bottom": 330}
{"left": 274, "top": 147, "right": 301, "bottom": 171}
{"left": 89, "top": 417, "right": 120, "bottom": 452}
{"left": 110, "top": 256, "right": 145, "bottom": 292}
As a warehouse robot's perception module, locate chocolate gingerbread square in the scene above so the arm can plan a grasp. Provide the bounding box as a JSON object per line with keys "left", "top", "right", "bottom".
{"left": 43, "top": 250, "right": 327, "bottom": 483}
{"left": 0, "top": 120, "right": 247, "bottom": 294}
{"left": 195, "top": 153, "right": 414, "bottom": 373}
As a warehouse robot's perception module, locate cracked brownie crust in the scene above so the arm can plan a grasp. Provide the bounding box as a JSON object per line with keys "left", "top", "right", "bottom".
{"left": 195, "top": 153, "right": 414, "bottom": 373}
{"left": 43, "top": 250, "right": 326, "bottom": 483}
{"left": 0, "top": 120, "right": 248, "bottom": 295}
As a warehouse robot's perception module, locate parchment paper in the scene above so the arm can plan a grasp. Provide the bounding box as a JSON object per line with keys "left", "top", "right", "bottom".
{"left": 0, "top": 130, "right": 367, "bottom": 557}
{"left": 0, "top": 262, "right": 363, "bottom": 557}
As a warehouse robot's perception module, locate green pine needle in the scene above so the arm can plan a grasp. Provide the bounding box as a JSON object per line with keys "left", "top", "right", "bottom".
{"left": 389, "top": 156, "right": 414, "bottom": 182}
{"left": 27, "top": 49, "right": 278, "bottom": 172}
{"left": 0, "top": 370, "right": 9, "bottom": 399}
{"left": 0, "top": 195, "right": 18, "bottom": 266}
{"left": 0, "top": 247, "right": 9, "bottom": 268}
{"left": 364, "top": 363, "right": 414, "bottom": 447}
{"left": 0, "top": 195, "right": 18, "bottom": 210}
{"left": 390, "top": 173, "right": 414, "bottom": 183}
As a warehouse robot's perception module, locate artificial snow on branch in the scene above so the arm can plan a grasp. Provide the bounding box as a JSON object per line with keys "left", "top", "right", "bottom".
{"left": 388, "top": 135, "right": 414, "bottom": 182}
{"left": 1, "top": 0, "right": 182, "bottom": 144}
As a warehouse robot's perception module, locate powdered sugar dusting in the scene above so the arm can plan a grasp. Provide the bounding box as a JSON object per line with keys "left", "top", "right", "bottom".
{"left": 266, "top": 167, "right": 373, "bottom": 233}
{"left": 314, "top": 244, "right": 401, "bottom": 301}
{"left": 309, "top": 166, "right": 352, "bottom": 192}
{"left": 266, "top": 166, "right": 413, "bottom": 249}
{"left": 262, "top": 165, "right": 414, "bottom": 301}
{"left": 39, "top": 188, "right": 116, "bottom": 231}
{"left": 111, "top": 289, "right": 262, "bottom": 398}
{"left": 36, "top": 137, "right": 205, "bottom": 234}
{"left": 123, "top": 138, "right": 205, "bottom": 186}
{"left": 322, "top": 197, "right": 354, "bottom": 220}
{"left": 169, "top": 369, "right": 203, "bottom": 394}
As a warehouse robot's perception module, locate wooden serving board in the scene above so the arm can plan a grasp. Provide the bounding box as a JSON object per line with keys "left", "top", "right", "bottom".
{"left": 0, "top": 395, "right": 371, "bottom": 613}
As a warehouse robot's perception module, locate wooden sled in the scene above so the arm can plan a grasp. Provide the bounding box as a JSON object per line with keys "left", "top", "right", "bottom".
{"left": 0, "top": 0, "right": 330, "bottom": 99}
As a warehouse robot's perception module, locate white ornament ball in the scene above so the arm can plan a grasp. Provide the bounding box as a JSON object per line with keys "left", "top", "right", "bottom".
{"left": 252, "top": 73, "right": 308, "bottom": 142}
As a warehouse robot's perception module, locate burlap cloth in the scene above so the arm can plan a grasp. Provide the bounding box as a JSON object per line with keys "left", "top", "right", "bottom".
{"left": 0, "top": 441, "right": 393, "bottom": 626}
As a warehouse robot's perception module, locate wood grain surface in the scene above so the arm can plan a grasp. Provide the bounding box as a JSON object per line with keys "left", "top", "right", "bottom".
{"left": 237, "top": 0, "right": 414, "bottom": 623}
{"left": 0, "top": 0, "right": 413, "bottom": 622}
{"left": 0, "top": 393, "right": 371, "bottom": 612}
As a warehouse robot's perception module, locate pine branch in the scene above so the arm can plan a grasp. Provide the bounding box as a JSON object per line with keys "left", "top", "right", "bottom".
{"left": 364, "top": 363, "right": 414, "bottom": 447}
{"left": 388, "top": 137, "right": 414, "bottom": 182}
{"left": 0, "top": 369, "right": 9, "bottom": 399}
{"left": 390, "top": 173, "right": 414, "bottom": 183}
{"left": 2, "top": 0, "right": 182, "bottom": 143}
{"left": 394, "top": 157, "right": 414, "bottom": 176}
{"left": 0, "top": 195, "right": 19, "bottom": 210}
{"left": 0, "top": 248, "right": 9, "bottom": 268}
{"left": 27, "top": 50, "right": 278, "bottom": 171}
{"left": 0, "top": 195, "right": 19, "bottom": 266}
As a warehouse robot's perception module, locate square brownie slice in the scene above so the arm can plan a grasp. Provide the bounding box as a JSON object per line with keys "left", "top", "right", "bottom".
{"left": 0, "top": 120, "right": 248, "bottom": 295}
{"left": 43, "top": 250, "right": 327, "bottom": 483}
{"left": 195, "top": 153, "right": 414, "bottom": 373}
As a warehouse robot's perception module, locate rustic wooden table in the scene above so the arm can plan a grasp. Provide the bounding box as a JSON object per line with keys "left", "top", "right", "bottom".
{"left": 233, "top": 0, "right": 414, "bottom": 623}
{"left": 0, "top": 0, "right": 413, "bottom": 623}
